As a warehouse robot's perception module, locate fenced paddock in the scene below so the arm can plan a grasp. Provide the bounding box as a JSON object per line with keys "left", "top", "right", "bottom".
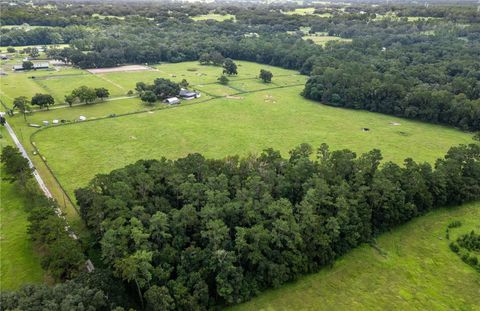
{"left": 87, "top": 65, "right": 152, "bottom": 74}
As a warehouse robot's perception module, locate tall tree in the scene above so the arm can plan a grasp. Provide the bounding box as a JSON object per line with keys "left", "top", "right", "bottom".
{"left": 223, "top": 58, "right": 238, "bottom": 76}
{"left": 259, "top": 69, "right": 273, "bottom": 83}
{"left": 13, "top": 96, "right": 31, "bottom": 121}
{"left": 95, "top": 88, "right": 110, "bottom": 101}
{"left": 72, "top": 86, "right": 98, "bottom": 104}
{"left": 31, "top": 93, "right": 55, "bottom": 110}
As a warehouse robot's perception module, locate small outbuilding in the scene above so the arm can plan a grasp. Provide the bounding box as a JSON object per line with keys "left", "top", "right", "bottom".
{"left": 179, "top": 89, "right": 200, "bottom": 100}
{"left": 13, "top": 62, "right": 49, "bottom": 71}
{"left": 33, "top": 63, "right": 49, "bottom": 70}
{"left": 164, "top": 97, "right": 180, "bottom": 105}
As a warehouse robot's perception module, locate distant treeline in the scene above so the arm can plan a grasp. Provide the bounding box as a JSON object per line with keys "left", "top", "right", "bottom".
{"left": 2, "top": 3, "right": 479, "bottom": 128}
{"left": 74, "top": 143, "right": 480, "bottom": 310}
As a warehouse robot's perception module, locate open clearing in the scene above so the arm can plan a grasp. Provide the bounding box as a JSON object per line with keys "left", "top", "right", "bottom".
{"left": 303, "top": 35, "right": 352, "bottom": 46}
{"left": 30, "top": 75, "right": 473, "bottom": 199}
{"left": 282, "top": 8, "right": 332, "bottom": 17}
{"left": 191, "top": 13, "right": 236, "bottom": 21}
{"left": 0, "top": 127, "right": 44, "bottom": 290}
{"left": 230, "top": 201, "right": 480, "bottom": 311}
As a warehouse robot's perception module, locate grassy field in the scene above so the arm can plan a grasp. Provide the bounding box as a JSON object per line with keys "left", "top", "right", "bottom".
{"left": 191, "top": 13, "right": 235, "bottom": 21}
{"left": 0, "top": 68, "right": 89, "bottom": 107}
{"left": 0, "top": 127, "right": 45, "bottom": 290}
{"left": 33, "top": 73, "right": 127, "bottom": 103}
{"left": 230, "top": 201, "right": 480, "bottom": 311}
{"left": 0, "top": 60, "right": 300, "bottom": 108}
{"left": 303, "top": 35, "right": 352, "bottom": 46}
{"left": 2, "top": 59, "right": 478, "bottom": 307}
{"left": 30, "top": 81, "right": 472, "bottom": 198}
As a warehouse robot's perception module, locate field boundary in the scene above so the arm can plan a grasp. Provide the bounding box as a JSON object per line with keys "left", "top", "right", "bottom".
{"left": 26, "top": 82, "right": 305, "bottom": 216}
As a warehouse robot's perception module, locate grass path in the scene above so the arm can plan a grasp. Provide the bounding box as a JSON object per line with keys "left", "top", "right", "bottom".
{"left": 96, "top": 74, "right": 127, "bottom": 91}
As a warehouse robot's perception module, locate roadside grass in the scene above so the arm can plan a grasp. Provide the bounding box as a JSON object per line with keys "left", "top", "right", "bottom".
{"left": 31, "top": 85, "right": 473, "bottom": 198}
{"left": 229, "top": 201, "right": 480, "bottom": 311}
{"left": 0, "top": 127, "right": 45, "bottom": 290}
{"left": 191, "top": 14, "right": 235, "bottom": 21}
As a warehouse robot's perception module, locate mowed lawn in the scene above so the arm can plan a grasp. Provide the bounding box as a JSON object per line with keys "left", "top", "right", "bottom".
{"left": 0, "top": 127, "right": 44, "bottom": 290}
{"left": 230, "top": 201, "right": 480, "bottom": 311}
{"left": 33, "top": 85, "right": 473, "bottom": 198}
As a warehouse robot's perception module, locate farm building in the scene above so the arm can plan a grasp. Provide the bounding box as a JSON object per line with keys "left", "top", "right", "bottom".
{"left": 179, "top": 89, "right": 200, "bottom": 100}
{"left": 13, "top": 62, "right": 50, "bottom": 71}
{"left": 0, "top": 54, "right": 8, "bottom": 60}
{"left": 164, "top": 97, "right": 180, "bottom": 104}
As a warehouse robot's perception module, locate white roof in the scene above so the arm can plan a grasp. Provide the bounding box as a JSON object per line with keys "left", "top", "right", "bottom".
{"left": 166, "top": 97, "right": 180, "bottom": 102}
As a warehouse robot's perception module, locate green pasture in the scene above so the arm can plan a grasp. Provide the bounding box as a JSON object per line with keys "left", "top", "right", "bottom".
{"left": 31, "top": 84, "right": 473, "bottom": 198}
{"left": 34, "top": 73, "right": 126, "bottom": 103}
{"left": 95, "top": 61, "right": 304, "bottom": 94}
{"left": 230, "top": 201, "right": 480, "bottom": 311}
{"left": 0, "top": 127, "right": 44, "bottom": 290}
{"left": 0, "top": 68, "right": 90, "bottom": 107}
{"left": 194, "top": 84, "right": 238, "bottom": 97}
{"left": 191, "top": 14, "right": 235, "bottom": 22}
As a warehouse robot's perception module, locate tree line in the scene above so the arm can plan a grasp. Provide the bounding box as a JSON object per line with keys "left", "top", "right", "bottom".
{"left": 36, "top": 10, "right": 478, "bottom": 132}
{"left": 72, "top": 142, "right": 480, "bottom": 310}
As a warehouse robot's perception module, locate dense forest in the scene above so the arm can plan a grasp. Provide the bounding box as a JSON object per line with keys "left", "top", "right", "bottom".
{"left": 2, "top": 141, "right": 479, "bottom": 309}
{"left": 70, "top": 143, "right": 480, "bottom": 310}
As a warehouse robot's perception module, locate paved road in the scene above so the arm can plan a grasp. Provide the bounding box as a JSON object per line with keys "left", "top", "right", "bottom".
{"left": 3, "top": 117, "right": 97, "bottom": 271}
{"left": 3, "top": 117, "right": 78, "bottom": 240}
